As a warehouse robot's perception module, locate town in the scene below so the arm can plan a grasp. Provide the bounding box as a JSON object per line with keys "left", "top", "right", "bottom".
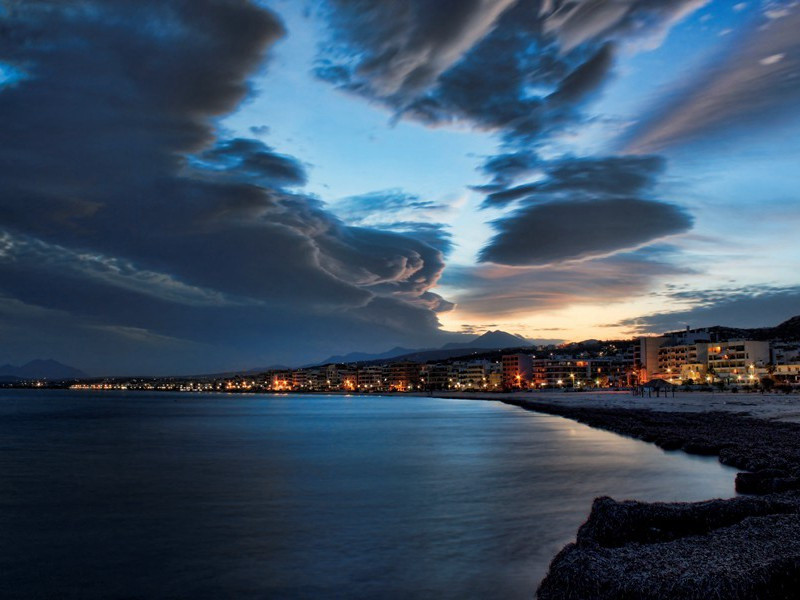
{"left": 59, "top": 317, "right": 800, "bottom": 395}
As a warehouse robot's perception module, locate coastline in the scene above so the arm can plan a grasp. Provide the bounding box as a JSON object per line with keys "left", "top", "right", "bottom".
{"left": 433, "top": 390, "right": 800, "bottom": 599}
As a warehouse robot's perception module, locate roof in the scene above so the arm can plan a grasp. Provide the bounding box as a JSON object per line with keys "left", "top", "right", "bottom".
{"left": 643, "top": 378, "right": 675, "bottom": 389}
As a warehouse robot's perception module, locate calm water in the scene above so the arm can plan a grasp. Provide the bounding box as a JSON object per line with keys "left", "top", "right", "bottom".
{"left": 0, "top": 390, "right": 736, "bottom": 599}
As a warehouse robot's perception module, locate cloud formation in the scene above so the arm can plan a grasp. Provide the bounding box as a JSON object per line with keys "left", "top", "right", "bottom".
{"left": 316, "top": 0, "right": 614, "bottom": 141}
{"left": 478, "top": 155, "right": 692, "bottom": 265}
{"left": 0, "top": 0, "right": 464, "bottom": 373}
{"left": 541, "top": 0, "right": 710, "bottom": 52}
{"left": 317, "top": 0, "right": 519, "bottom": 98}
{"left": 316, "top": 1, "right": 702, "bottom": 274}
{"left": 316, "top": 0, "right": 706, "bottom": 142}
{"left": 442, "top": 248, "right": 694, "bottom": 316}
{"left": 617, "top": 286, "right": 800, "bottom": 333}
{"left": 480, "top": 197, "right": 692, "bottom": 265}
{"left": 625, "top": 2, "right": 800, "bottom": 152}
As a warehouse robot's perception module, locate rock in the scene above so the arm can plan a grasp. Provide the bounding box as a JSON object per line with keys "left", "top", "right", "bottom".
{"left": 538, "top": 499, "right": 800, "bottom": 600}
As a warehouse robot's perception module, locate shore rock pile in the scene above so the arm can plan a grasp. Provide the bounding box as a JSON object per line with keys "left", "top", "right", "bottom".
{"left": 537, "top": 495, "right": 800, "bottom": 599}
{"left": 501, "top": 401, "right": 800, "bottom": 599}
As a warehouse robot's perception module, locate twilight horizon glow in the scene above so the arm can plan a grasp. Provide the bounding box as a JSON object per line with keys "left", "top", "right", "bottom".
{"left": 0, "top": 0, "right": 798, "bottom": 375}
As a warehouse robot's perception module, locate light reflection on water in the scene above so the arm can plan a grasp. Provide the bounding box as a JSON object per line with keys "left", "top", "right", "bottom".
{"left": 0, "top": 391, "right": 736, "bottom": 599}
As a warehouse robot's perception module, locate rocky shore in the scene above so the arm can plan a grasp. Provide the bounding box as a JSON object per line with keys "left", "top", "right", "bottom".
{"left": 494, "top": 399, "right": 800, "bottom": 599}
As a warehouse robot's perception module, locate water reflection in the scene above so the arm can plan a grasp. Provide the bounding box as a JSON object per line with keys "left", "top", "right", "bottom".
{"left": 0, "top": 391, "right": 736, "bottom": 599}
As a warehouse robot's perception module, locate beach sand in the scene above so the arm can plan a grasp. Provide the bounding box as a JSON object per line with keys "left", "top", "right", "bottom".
{"left": 434, "top": 389, "right": 800, "bottom": 422}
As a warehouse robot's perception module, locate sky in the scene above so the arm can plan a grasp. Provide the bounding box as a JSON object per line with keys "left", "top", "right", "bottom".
{"left": 0, "top": 0, "right": 799, "bottom": 375}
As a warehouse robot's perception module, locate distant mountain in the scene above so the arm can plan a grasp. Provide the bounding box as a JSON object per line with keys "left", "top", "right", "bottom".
{"left": 442, "top": 330, "right": 531, "bottom": 350}
{"left": 312, "top": 346, "right": 419, "bottom": 367}
{"left": 243, "top": 364, "right": 291, "bottom": 374}
{"left": 0, "top": 359, "right": 87, "bottom": 380}
{"left": 312, "top": 330, "right": 533, "bottom": 368}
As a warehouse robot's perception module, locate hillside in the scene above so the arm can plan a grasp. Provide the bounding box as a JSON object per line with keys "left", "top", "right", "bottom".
{"left": 0, "top": 359, "right": 87, "bottom": 380}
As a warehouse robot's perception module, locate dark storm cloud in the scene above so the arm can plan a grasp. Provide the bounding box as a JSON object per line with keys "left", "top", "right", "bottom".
{"left": 547, "top": 42, "right": 615, "bottom": 106}
{"left": 316, "top": 0, "right": 705, "bottom": 141}
{"left": 332, "top": 190, "right": 454, "bottom": 254}
{"left": 316, "top": 0, "right": 519, "bottom": 98}
{"left": 482, "top": 155, "right": 665, "bottom": 207}
{"left": 478, "top": 154, "right": 690, "bottom": 265}
{"left": 316, "top": 0, "right": 615, "bottom": 141}
{"left": 625, "top": 3, "right": 800, "bottom": 152}
{"left": 480, "top": 197, "right": 692, "bottom": 265}
{"left": 442, "top": 247, "right": 694, "bottom": 316}
{"left": 380, "top": 223, "right": 454, "bottom": 256}
{"left": 0, "top": 0, "right": 465, "bottom": 374}
{"left": 479, "top": 150, "right": 542, "bottom": 186}
{"left": 195, "top": 138, "right": 308, "bottom": 187}
{"left": 616, "top": 286, "right": 800, "bottom": 333}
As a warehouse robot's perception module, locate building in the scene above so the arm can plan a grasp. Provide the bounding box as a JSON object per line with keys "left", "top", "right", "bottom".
{"left": 707, "top": 340, "right": 770, "bottom": 385}
{"left": 459, "top": 360, "right": 490, "bottom": 389}
{"left": 772, "top": 342, "right": 800, "bottom": 365}
{"left": 339, "top": 367, "right": 357, "bottom": 391}
{"left": 635, "top": 329, "right": 712, "bottom": 382}
{"left": 487, "top": 362, "right": 503, "bottom": 390}
{"left": 386, "top": 361, "right": 421, "bottom": 391}
{"left": 357, "top": 365, "right": 384, "bottom": 391}
{"left": 502, "top": 354, "right": 532, "bottom": 388}
{"left": 587, "top": 357, "right": 631, "bottom": 387}
{"left": 656, "top": 343, "right": 709, "bottom": 383}
{"left": 291, "top": 369, "right": 308, "bottom": 390}
{"left": 420, "top": 363, "right": 450, "bottom": 390}
{"left": 772, "top": 364, "right": 800, "bottom": 385}
{"left": 633, "top": 336, "right": 668, "bottom": 383}
{"left": 531, "top": 358, "right": 590, "bottom": 388}
{"left": 271, "top": 370, "right": 292, "bottom": 391}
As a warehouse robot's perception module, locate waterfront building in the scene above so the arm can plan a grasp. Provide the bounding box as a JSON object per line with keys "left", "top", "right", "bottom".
{"left": 633, "top": 336, "right": 667, "bottom": 383}
{"left": 459, "top": 360, "right": 490, "bottom": 389}
{"left": 339, "top": 367, "right": 357, "bottom": 391}
{"left": 292, "top": 369, "right": 308, "bottom": 390}
{"left": 634, "top": 327, "right": 717, "bottom": 382}
{"left": 271, "top": 370, "right": 292, "bottom": 391}
{"left": 357, "top": 365, "right": 383, "bottom": 391}
{"left": 772, "top": 364, "right": 800, "bottom": 385}
{"left": 531, "top": 359, "right": 590, "bottom": 388}
{"left": 386, "top": 361, "right": 421, "bottom": 391}
{"left": 707, "top": 340, "right": 770, "bottom": 385}
{"left": 420, "top": 363, "right": 450, "bottom": 390}
{"left": 487, "top": 362, "right": 503, "bottom": 390}
{"left": 679, "top": 362, "right": 707, "bottom": 384}
{"left": 502, "top": 354, "right": 533, "bottom": 388}
{"left": 305, "top": 368, "right": 325, "bottom": 390}
{"left": 587, "top": 357, "right": 631, "bottom": 387}
{"left": 772, "top": 342, "right": 800, "bottom": 365}
{"left": 325, "top": 364, "right": 341, "bottom": 389}
{"left": 657, "top": 343, "right": 709, "bottom": 383}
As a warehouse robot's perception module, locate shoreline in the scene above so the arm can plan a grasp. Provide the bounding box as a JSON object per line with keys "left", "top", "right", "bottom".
{"left": 433, "top": 391, "right": 800, "bottom": 599}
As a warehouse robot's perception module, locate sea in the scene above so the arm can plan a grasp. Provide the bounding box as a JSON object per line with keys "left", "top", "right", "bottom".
{"left": 0, "top": 390, "right": 736, "bottom": 599}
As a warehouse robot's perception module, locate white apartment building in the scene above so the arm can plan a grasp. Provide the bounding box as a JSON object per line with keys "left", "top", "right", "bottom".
{"left": 707, "top": 340, "right": 770, "bottom": 384}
